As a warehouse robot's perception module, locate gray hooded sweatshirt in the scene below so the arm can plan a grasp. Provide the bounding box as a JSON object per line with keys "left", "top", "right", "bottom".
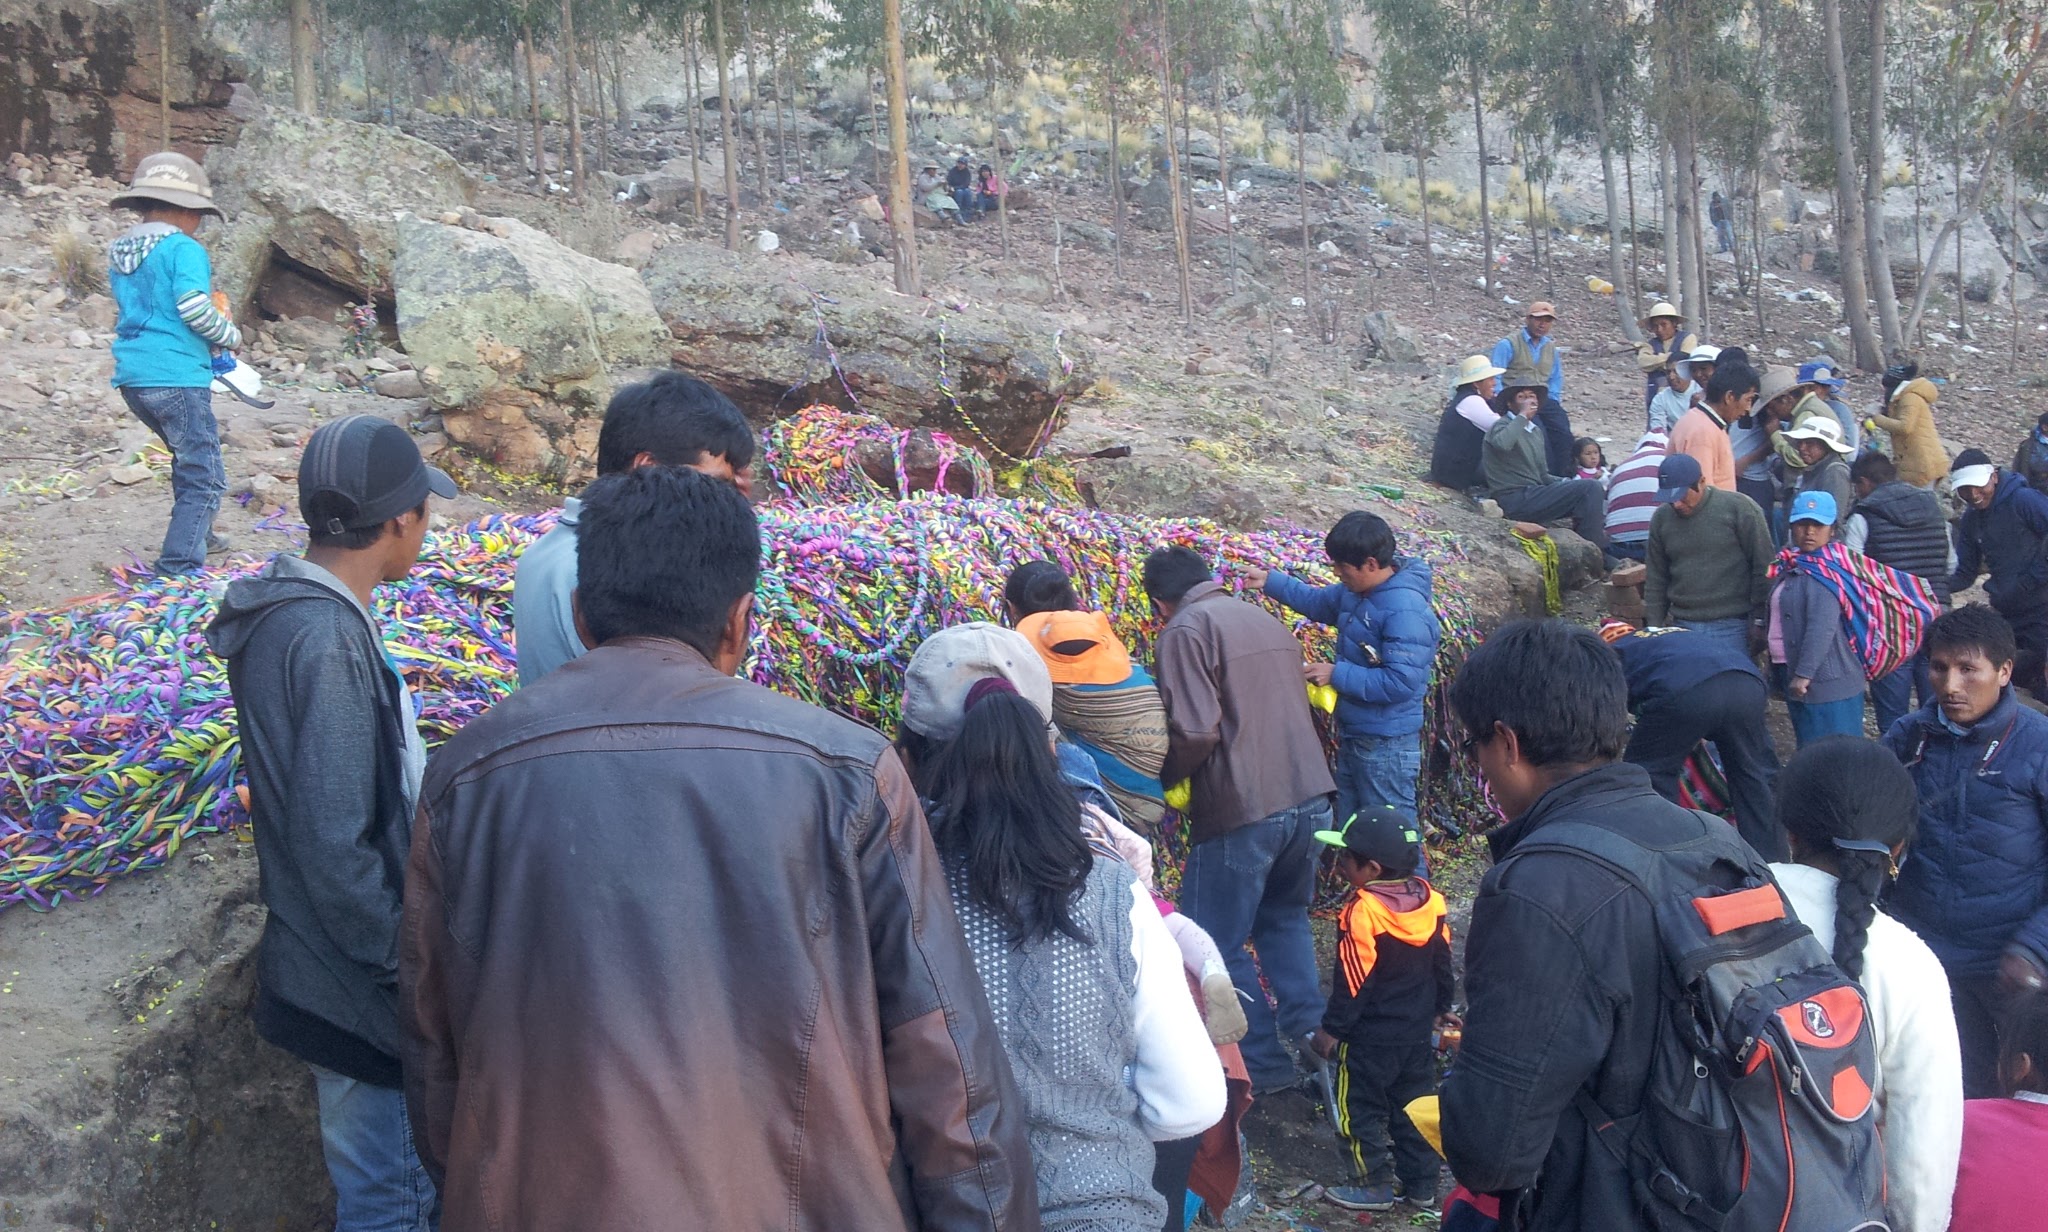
{"left": 206, "top": 554, "right": 425, "bottom": 1085}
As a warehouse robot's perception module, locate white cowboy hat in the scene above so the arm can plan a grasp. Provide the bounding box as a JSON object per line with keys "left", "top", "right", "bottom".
{"left": 1782, "top": 416, "right": 1853, "bottom": 455}
{"left": 1453, "top": 355, "right": 1506, "bottom": 387}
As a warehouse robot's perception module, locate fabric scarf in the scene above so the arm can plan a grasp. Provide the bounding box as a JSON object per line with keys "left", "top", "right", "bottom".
{"left": 1512, "top": 531, "right": 1562, "bottom": 614}
{"left": 1767, "top": 541, "right": 1940, "bottom": 681}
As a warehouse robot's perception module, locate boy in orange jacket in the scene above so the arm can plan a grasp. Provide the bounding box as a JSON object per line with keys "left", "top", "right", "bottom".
{"left": 1308, "top": 805, "right": 1459, "bottom": 1213}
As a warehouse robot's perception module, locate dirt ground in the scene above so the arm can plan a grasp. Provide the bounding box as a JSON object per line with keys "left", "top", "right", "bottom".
{"left": 1, "top": 119, "right": 2039, "bottom": 1228}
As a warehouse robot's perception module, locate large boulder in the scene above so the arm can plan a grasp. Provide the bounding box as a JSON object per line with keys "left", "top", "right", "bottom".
{"left": 642, "top": 239, "right": 1095, "bottom": 460}
{"left": 206, "top": 113, "right": 475, "bottom": 317}
{"left": 394, "top": 212, "right": 670, "bottom": 480}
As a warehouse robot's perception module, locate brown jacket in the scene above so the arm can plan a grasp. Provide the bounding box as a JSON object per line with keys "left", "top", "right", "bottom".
{"left": 1154, "top": 582, "right": 1337, "bottom": 844}
{"left": 400, "top": 637, "right": 1039, "bottom": 1232}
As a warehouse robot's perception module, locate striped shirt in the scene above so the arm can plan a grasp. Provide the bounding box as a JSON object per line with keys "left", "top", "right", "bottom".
{"left": 1605, "top": 431, "right": 1669, "bottom": 544}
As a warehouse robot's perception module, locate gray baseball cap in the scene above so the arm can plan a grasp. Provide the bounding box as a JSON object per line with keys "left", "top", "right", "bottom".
{"left": 900, "top": 623, "right": 1055, "bottom": 741}
{"left": 298, "top": 415, "right": 457, "bottom": 533}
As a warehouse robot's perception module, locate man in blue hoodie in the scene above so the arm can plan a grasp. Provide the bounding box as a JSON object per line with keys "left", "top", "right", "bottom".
{"left": 107, "top": 152, "right": 243, "bottom": 576}
{"left": 1884, "top": 604, "right": 2048, "bottom": 1097}
{"left": 1249, "top": 511, "right": 1441, "bottom": 829}
{"left": 1950, "top": 449, "right": 2048, "bottom": 700}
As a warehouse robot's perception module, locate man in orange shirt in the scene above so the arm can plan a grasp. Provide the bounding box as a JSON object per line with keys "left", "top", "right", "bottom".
{"left": 1666, "top": 363, "right": 1758, "bottom": 493}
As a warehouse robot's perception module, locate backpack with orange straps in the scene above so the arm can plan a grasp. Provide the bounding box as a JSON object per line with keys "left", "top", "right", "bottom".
{"left": 1514, "top": 821, "right": 1890, "bottom": 1232}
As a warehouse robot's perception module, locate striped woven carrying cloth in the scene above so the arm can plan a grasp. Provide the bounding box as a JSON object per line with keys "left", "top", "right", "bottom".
{"left": 1768, "top": 541, "right": 1941, "bottom": 681}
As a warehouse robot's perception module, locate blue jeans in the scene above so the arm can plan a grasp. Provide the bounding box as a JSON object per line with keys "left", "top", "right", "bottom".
{"left": 310, "top": 1066, "right": 440, "bottom": 1232}
{"left": 1714, "top": 218, "right": 1735, "bottom": 253}
{"left": 1787, "top": 695, "right": 1866, "bottom": 746}
{"left": 1869, "top": 652, "right": 1932, "bottom": 738}
{"left": 119, "top": 385, "right": 224, "bottom": 575}
{"left": 1335, "top": 734, "right": 1421, "bottom": 829}
{"left": 1676, "top": 618, "right": 1751, "bottom": 660}
{"left": 1180, "top": 797, "right": 1332, "bottom": 1088}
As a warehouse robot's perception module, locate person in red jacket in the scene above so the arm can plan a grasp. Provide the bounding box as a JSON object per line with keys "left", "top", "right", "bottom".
{"left": 1952, "top": 990, "right": 2048, "bottom": 1226}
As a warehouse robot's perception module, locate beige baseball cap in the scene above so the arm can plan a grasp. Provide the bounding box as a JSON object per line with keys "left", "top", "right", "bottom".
{"left": 112, "top": 152, "right": 222, "bottom": 215}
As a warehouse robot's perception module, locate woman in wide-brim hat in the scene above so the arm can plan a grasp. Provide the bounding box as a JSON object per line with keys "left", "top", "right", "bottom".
{"left": 1429, "top": 356, "right": 1507, "bottom": 493}
{"left": 1634, "top": 301, "right": 1699, "bottom": 415}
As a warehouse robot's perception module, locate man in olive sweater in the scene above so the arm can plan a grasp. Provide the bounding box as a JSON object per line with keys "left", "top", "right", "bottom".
{"left": 1644, "top": 453, "right": 1775, "bottom": 660}
{"left": 1483, "top": 386, "right": 1615, "bottom": 566}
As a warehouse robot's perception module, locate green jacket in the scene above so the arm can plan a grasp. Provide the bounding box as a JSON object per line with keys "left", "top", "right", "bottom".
{"left": 1483, "top": 413, "right": 1556, "bottom": 499}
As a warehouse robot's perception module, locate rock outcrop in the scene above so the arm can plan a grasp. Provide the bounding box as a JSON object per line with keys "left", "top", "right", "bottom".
{"left": 0, "top": 0, "right": 246, "bottom": 178}
{"left": 394, "top": 212, "right": 669, "bottom": 480}
{"left": 205, "top": 113, "right": 475, "bottom": 318}
{"left": 642, "top": 239, "right": 1094, "bottom": 460}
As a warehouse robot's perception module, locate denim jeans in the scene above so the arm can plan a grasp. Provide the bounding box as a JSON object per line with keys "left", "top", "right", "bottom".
{"left": 1180, "top": 797, "right": 1332, "bottom": 1088}
{"left": 1869, "top": 651, "right": 1932, "bottom": 738}
{"left": 1335, "top": 734, "right": 1421, "bottom": 830}
{"left": 119, "top": 385, "right": 224, "bottom": 575}
{"left": 310, "top": 1065, "right": 441, "bottom": 1232}
{"left": 1676, "top": 618, "right": 1751, "bottom": 661}
{"left": 1787, "top": 694, "right": 1867, "bottom": 746}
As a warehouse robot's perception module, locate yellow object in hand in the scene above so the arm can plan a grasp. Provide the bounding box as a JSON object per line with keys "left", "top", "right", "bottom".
{"left": 1164, "top": 780, "right": 1192, "bottom": 811}
{"left": 1307, "top": 683, "right": 1339, "bottom": 714}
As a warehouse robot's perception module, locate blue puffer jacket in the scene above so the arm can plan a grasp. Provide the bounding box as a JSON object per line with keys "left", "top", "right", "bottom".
{"left": 1884, "top": 688, "right": 2048, "bottom": 976}
{"left": 1264, "top": 557, "right": 1440, "bottom": 739}
{"left": 1951, "top": 470, "right": 2048, "bottom": 617}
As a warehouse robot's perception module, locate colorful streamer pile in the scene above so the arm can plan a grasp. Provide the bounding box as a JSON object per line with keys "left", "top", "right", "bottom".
{"left": 2, "top": 495, "right": 1486, "bottom": 914}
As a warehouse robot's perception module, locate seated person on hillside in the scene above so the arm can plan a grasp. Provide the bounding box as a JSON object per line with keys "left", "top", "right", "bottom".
{"left": 1483, "top": 385, "right": 1617, "bottom": 569}
{"left": 1427, "top": 355, "right": 1504, "bottom": 494}
{"left": 976, "top": 163, "right": 1005, "bottom": 214}
{"left": 1603, "top": 430, "right": 1668, "bottom": 563}
{"left": 1004, "top": 561, "right": 1173, "bottom": 834}
{"left": 947, "top": 155, "right": 978, "bottom": 220}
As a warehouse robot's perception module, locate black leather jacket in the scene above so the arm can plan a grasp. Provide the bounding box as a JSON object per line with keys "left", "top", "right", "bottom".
{"left": 401, "top": 637, "right": 1040, "bottom": 1232}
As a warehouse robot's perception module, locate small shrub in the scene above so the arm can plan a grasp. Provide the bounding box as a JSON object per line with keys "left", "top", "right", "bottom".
{"left": 45, "top": 224, "right": 106, "bottom": 299}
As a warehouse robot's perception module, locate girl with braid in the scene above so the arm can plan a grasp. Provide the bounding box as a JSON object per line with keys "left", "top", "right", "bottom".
{"left": 1768, "top": 737, "right": 1965, "bottom": 1232}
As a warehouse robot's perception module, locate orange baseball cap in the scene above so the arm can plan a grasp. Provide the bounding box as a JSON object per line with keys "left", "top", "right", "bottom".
{"left": 1527, "top": 301, "right": 1558, "bottom": 319}
{"left": 1016, "top": 610, "right": 1133, "bottom": 685}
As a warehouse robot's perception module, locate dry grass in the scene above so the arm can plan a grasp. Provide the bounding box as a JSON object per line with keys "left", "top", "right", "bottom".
{"left": 44, "top": 224, "right": 106, "bottom": 299}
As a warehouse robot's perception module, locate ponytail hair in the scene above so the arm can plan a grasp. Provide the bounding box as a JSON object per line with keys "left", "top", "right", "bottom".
{"left": 918, "top": 690, "right": 1092, "bottom": 945}
{"left": 1774, "top": 736, "right": 1919, "bottom": 981}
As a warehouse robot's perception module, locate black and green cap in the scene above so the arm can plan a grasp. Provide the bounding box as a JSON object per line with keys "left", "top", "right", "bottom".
{"left": 1314, "top": 804, "right": 1423, "bottom": 875}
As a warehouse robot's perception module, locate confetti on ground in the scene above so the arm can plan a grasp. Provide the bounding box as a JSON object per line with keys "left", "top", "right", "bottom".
{"left": 2, "top": 494, "right": 1486, "bottom": 914}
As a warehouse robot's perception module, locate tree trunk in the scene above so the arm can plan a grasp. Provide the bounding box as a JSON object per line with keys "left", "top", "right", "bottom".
{"left": 1418, "top": 140, "right": 1436, "bottom": 303}
{"left": 158, "top": 0, "right": 170, "bottom": 146}
{"left": 772, "top": 34, "right": 789, "bottom": 185}
{"left": 1673, "top": 111, "right": 1708, "bottom": 330}
{"left": 1108, "top": 84, "right": 1126, "bottom": 279}
{"left": 713, "top": 0, "right": 741, "bottom": 250}
{"left": 1215, "top": 71, "right": 1237, "bottom": 294}
{"left": 687, "top": 21, "right": 706, "bottom": 219}
{"left": 741, "top": 0, "right": 769, "bottom": 200}
{"left": 316, "top": 0, "right": 332, "bottom": 112}
{"left": 867, "top": 73, "right": 883, "bottom": 189}
{"left": 289, "top": 0, "right": 318, "bottom": 114}
{"left": 524, "top": 28, "right": 545, "bottom": 186}
{"left": 1660, "top": 140, "right": 1680, "bottom": 302}
{"left": 989, "top": 68, "right": 1010, "bottom": 259}
{"left": 612, "top": 43, "right": 628, "bottom": 135}
{"left": 590, "top": 48, "right": 608, "bottom": 176}
{"left": 1469, "top": 64, "right": 1493, "bottom": 295}
{"left": 1296, "top": 98, "right": 1312, "bottom": 313}
{"left": 560, "top": 0, "right": 584, "bottom": 200}
{"left": 1585, "top": 60, "right": 1642, "bottom": 341}
{"left": 881, "top": 0, "right": 920, "bottom": 294}
{"left": 512, "top": 41, "right": 527, "bottom": 176}
{"left": 1864, "top": 0, "right": 1903, "bottom": 355}
{"left": 1626, "top": 141, "right": 1642, "bottom": 308}
{"left": 1820, "top": 0, "right": 1881, "bottom": 369}
{"left": 1156, "top": 1, "right": 1192, "bottom": 327}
